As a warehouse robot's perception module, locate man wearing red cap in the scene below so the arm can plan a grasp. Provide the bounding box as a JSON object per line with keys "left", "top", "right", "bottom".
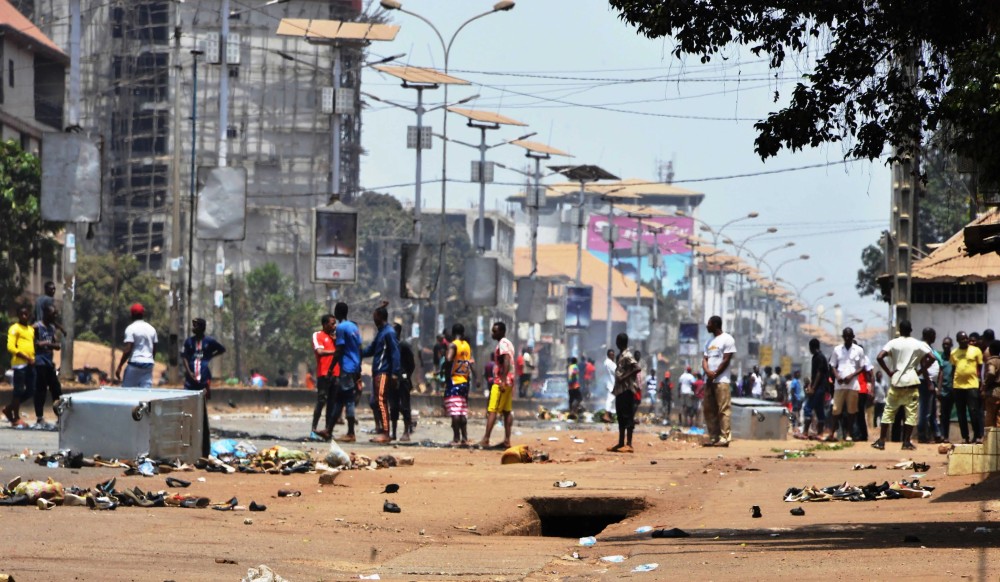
{"left": 115, "top": 303, "right": 158, "bottom": 388}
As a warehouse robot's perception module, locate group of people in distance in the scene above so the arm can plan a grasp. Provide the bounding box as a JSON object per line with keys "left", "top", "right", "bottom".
{"left": 309, "top": 301, "right": 518, "bottom": 448}
{"left": 796, "top": 319, "right": 1000, "bottom": 451}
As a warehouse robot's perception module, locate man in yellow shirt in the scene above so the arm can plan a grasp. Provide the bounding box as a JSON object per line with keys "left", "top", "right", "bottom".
{"left": 444, "top": 323, "right": 476, "bottom": 446}
{"left": 5, "top": 306, "right": 35, "bottom": 427}
{"left": 950, "top": 331, "right": 984, "bottom": 444}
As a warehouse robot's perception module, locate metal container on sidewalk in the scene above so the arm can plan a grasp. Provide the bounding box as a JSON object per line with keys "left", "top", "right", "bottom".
{"left": 57, "top": 388, "right": 204, "bottom": 463}
{"left": 730, "top": 397, "right": 790, "bottom": 440}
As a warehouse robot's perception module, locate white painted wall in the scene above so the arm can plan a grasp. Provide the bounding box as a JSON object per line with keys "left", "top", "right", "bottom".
{"left": 910, "top": 281, "right": 999, "bottom": 339}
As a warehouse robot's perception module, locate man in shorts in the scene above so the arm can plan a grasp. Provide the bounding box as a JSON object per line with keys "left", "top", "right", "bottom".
{"left": 477, "top": 322, "right": 515, "bottom": 448}
{"left": 444, "top": 323, "right": 475, "bottom": 445}
{"left": 872, "top": 320, "right": 932, "bottom": 450}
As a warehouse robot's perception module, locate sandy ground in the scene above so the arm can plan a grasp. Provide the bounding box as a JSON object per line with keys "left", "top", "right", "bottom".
{"left": 0, "top": 406, "right": 998, "bottom": 581}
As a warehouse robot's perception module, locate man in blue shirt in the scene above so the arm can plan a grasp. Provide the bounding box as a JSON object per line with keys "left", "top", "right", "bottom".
{"left": 361, "top": 304, "right": 400, "bottom": 444}
{"left": 32, "top": 305, "right": 62, "bottom": 429}
{"left": 182, "top": 317, "right": 225, "bottom": 456}
{"left": 182, "top": 318, "right": 226, "bottom": 394}
{"left": 320, "top": 302, "right": 362, "bottom": 442}
{"left": 788, "top": 370, "right": 805, "bottom": 431}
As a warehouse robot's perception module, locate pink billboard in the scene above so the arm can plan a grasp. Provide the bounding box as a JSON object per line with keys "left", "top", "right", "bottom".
{"left": 586, "top": 215, "right": 693, "bottom": 255}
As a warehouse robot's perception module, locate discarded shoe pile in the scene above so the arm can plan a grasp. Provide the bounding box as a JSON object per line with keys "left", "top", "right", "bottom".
{"left": 0, "top": 475, "right": 269, "bottom": 511}
{"left": 783, "top": 480, "right": 935, "bottom": 503}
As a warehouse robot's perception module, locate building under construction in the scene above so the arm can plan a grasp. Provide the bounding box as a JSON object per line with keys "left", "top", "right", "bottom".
{"left": 18, "top": 0, "right": 368, "bottom": 305}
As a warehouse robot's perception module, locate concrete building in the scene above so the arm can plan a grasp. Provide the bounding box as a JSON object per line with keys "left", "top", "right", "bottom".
{"left": 0, "top": 0, "right": 66, "bottom": 303}
{"left": 20, "top": 0, "right": 368, "bottom": 308}
{"left": 910, "top": 209, "right": 1000, "bottom": 336}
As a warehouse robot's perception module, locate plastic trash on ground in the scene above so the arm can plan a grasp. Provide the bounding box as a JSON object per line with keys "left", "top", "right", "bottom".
{"left": 600, "top": 555, "right": 625, "bottom": 563}
{"left": 633, "top": 563, "right": 659, "bottom": 572}
{"left": 242, "top": 564, "right": 288, "bottom": 582}
{"left": 325, "top": 440, "right": 351, "bottom": 468}
{"left": 579, "top": 536, "right": 597, "bottom": 547}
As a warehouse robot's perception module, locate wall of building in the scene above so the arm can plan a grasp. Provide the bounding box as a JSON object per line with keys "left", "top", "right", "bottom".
{"left": 0, "top": 36, "right": 35, "bottom": 121}
{"left": 911, "top": 284, "right": 998, "bottom": 338}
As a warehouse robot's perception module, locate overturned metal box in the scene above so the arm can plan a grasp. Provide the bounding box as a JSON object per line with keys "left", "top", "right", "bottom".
{"left": 57, "top": 388, "right": 205, "bottom": 463}
{"left": 730, "top": 397, "right": 790, "bottom": 440}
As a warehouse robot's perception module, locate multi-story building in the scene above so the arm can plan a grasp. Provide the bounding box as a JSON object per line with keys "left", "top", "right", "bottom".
{"left": 20, "top": 0, "right": 366, "bottom": 307}
{"left": 0, "top": 0, "right": 66, "bottom": 301}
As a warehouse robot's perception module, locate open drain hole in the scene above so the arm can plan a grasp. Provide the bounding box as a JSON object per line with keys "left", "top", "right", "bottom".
{"left": 503, "top": 496, "right": 648, "bottom": 538}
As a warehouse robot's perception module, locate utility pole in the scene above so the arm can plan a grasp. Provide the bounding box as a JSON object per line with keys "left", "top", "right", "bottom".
{"left": 168, "top": 9, "right": 184, "bottom": 384}
{"left": 60, "top": 0, "right": 82, "bottom": 383}
{"left": 890, "top": 48, "right": 920, "bottom": 329}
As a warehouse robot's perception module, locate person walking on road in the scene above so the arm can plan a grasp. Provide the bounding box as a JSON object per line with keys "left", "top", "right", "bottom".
{"left": 32, "top": 305, "right": 61, "bottom": 429}
{"left": 115, "top": 303, "right": 157, "bottom": 388}
{"left": 4, "top": 305, "right": 35, "bottom": 427}
{"left": 445, "top": 323, "right": 475, "bottom": 446}
{"left": 872, "top": 320, "right": 932, "bottom": 451}
{"left": 361, "top": 305, "right": 400, "bottom": 444}
{"left": 601, "top": 349, "right": 617, "bottom": 423}
{"left": 702, "top": 315, "right": 736, "bottom": 447}
{"left": 607, "top": 333, "right": 641, "bottom": 453}
{"left": 311, "top": 314, "right": 338, "bottom": 440}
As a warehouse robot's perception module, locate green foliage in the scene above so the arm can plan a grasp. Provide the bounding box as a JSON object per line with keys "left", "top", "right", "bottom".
{"left": 856, "top": 244, "right": 888, "bottom": 303}
{"left": 0, "top": 140, "right": 59, "bottom": 310}
{"left": 918, "top": 140, "right": 973, "bottom": 249}
{"left": 609, "top": 1, "right": 1000, "bottom": 182}
{"left": 75, "top": 253, "right": 168, "bottom": 344}
{"left": 226, "top": 262, "right": 324, "bottom": 379}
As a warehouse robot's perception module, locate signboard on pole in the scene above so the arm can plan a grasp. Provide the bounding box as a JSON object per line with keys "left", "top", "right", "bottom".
{"left": 41, "top": 133, "right": 101, "bottom": 222}
{"left": 564, "top": 285, "right": 593, "bottom": 329}
{"left": 627, "top": 306, "right": 651, "bottom": 340}
{"left": 679, "top": 322, "right": 699, "bottom": 356}
{"left": 759, "top": 344, "right": 774, "bottom": 367}
{"left": 312, "top": 203, "right": 358, "bottom": 283}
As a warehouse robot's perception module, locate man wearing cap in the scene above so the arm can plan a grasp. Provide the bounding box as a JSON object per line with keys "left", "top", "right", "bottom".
{"left": 115, "top": 303, "right": 158, "bottom": 388}
{"left": 678, "top": 366, "right": 697, "bottom": 427}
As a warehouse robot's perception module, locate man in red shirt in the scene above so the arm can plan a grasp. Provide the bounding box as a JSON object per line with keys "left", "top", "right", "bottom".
{"left": 583, "top": 357, "right": 596, "bottom": 401}
{"left": 312, "top": 314, "right": 338, "bottom": 440}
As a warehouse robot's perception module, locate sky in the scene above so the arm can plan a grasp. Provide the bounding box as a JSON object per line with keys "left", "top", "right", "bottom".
{"left": 357, "top": 0, "right": 892, "bottom": 331}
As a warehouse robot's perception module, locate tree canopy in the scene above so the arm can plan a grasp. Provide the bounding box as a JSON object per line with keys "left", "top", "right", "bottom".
{"left": 0, "top": 140, "right": 59, "bottom": 311}
{"left": 75, "top": 253, "right": 168, "bottom": 345}
{"left": 610, "top": 1, "right": 1000, "bottom": 182}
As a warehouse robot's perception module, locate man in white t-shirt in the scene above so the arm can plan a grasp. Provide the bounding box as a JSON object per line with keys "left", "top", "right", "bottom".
{"left": 873, "top": 320, "right": 932, "bottom": 451}
{"left": 601, "top": 349, "right": 617, "bottom": 423}
{"left": 829, "top": 327, "right": 866, "bottom": 442}
{"left": 115, "top": 303, "right": 158, "bottom": 388}
{"left": 677, "top": 367, "right": 696, "bottom": 426}
{"left": 749, "top": 366, "right": 763, "bottom": 398}
{"left": 702, "top": 315, "right": 737, "bottom": 447}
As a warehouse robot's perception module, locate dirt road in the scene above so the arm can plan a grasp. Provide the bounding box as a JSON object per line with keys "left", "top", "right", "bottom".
{"left": 0, "top": 411, "right": 997, "bottom": 581}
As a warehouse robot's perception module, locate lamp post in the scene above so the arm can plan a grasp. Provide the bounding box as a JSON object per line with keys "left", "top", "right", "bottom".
{"left": 187, "top": 48, "right": 204, "bottom": 327}
{"left": 381, "top": 0, "right": 515, "bottom": 329}
{"left": 723, "top": 227, "right": 778, "bottom": 345}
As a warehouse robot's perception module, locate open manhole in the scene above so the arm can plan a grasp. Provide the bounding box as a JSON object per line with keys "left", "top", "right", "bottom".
{"left": 502, "top": 496, "right": 648, "bottom": 538}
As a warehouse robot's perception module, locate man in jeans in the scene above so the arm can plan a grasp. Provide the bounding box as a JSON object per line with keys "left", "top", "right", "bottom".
{"left": 327, "top": 302, "right": 362, "bottom": 442}
{"left": 702, "top": 315, "right": 736, "bottom": 447}
{"left": 873, "top": 320, "right": 932, "bottom": 450}
{"left": 4, "top": 306, "right": 35, "bottom": 427}
{"left": 917, "top": 327, "right": 944, "bottom": 443}
{"left": 938, "top": 337, "right": 955, "bottom": 441}
{"left": 797, "top": 338, "right": 830, "bottom": 440}
{"left": 950, "top": 330, "right": 984, "bottom": 444}
{"left": 32, "top": 305, "right": 62, "bottom": 429}
{"left": 114, "top": 303, "right": 157, "bottom": 388}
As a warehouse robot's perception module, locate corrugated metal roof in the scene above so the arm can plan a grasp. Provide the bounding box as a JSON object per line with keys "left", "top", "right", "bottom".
{"left": 0, "top": 0, "right": 66, "bottom": 60}
{"left": 912, "top": 209, "right": 1000, "bottom": 282}
{"left": 513, "top": 244, "right": 653, "bottom": 322}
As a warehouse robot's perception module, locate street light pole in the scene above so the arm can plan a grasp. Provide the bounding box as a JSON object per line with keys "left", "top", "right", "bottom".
{"left": 188, "top": 49, "right": 204, "bottom": 327}
{"left": 381, "top": 0, "right": 515, "bottom": 331}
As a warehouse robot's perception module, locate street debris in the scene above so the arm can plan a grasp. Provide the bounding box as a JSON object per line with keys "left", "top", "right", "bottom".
{"left": 242, "top": 564, "right": 286, "bottom": 582}
{"left": 554, "top": 480, "right": 577, "bottom": 488}
{"left": 579, "top": 536, "right": 597, "bottom": 547}
{"left": 784, "top": 480, "right": 934, "bottom": 502}
{"left": 790, "top": 507, "right": 805, "bottom": 516}
{"left": 651, "top": 528, "right": 690, "bottom": 538}
{"left": 632, "top": 563, "right": 659, "bottom": 573}
{"left": 383, "top": 500, "right": 401, "bottom": 513}
{"left": 381, "top": 484, "right": 399, "bottom": 494}
{"left": 751, "top": 505, "right": 762, "bottom": 518}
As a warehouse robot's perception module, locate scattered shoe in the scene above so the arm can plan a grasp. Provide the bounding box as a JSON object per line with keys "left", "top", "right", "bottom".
{"left": 249, "top": 501, "right": 267, "bottom": 512}
{"left": 180, "top": 497, "right": 210, "bottom": 509}
{"left": 383, "top": 500, "right": 401, "bottom": 513}
{"left": 165, "top": 477, "right": 191, "bottom": 488}
{"left": 380, "top": 484, "right": 399, "bottom": 494}
{"left": 63, "top": 493, "right": 88, "bottom": 507}
{"left": 36, "top": 498, "right": 56, "bottom": 510}
{"left": 750, "top": 505, "right": 762, "bottom": 518}
{"left": 870, "top": 440, "right": 885, "bottom": 450}
{"left": 790, "top": 507, "right": 805, "bottom": 516}
{"left": 277, "top": 489, "right": 302, "bottom": 497}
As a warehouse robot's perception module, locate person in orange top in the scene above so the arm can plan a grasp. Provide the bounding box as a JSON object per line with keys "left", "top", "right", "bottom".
{"left": 311, "top": 314, "right": 338, "bottom": 441}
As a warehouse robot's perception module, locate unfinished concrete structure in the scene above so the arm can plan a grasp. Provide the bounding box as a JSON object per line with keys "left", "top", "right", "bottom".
{"left": 19, "top": 0, "right": 368, "bottom": 307}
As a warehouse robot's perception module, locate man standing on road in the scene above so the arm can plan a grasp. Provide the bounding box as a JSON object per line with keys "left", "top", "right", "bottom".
{"left": 445, "top": 323, "right": 475, "bottom": 446}
{"left": 34, "top": 281, "right": 66, "bottom": 336}
{"left": 567, "top": 357, "right": 582, "bottom": 413}
{"left": 702, "top": 315, "right": 736, "bottom": 447}
{"left": 789, "top": 370, "right": 804, "bottom": 431}
{"left": 917, "top": 327, "right": 943, "bottom": 443}
{"left": 677, "top": 366, "right": 697, "bottom": 427}
{"left": 4, "top": 306, "right": 35, "bottom": 427}
{"left": 181, "top": 317, "right": 224, "bottom": 457}
{"left": 950, "top": 330, "right": 984, "bottom": 444}
{"left": 326, "top": 302, "right": 362, "bottom": 442}
{"left": 311, "top": 314, "right": 338, "bottom": 440}
{"left": 32, "top": 305, "right": 61, "bottom": 429}
{"left": 115, "top": 303, "right": 157, "bottom": 388}
{"left": 660, "top": 370, "right": 673, "bottom": 421}
{"left": 749, "top": 366, "right": 763, "bottom": 399}
{"left": 361, "top": 305, "right": 400, "bottom": 444}
{"left": 601, "top": 349, "right": 617, "bottom": 423}
{"left": 608, "top": 333, "right": 641, "bottom": 453}
{"left": 938, "top": 337, "right": 955, "bottom": 441}
{"left": 583, "top": 357, "right": 596, "bottom": 402}
{"left": 392, "top": 322, "right": 416, "bottom": 442}
{"left": 478, "top": 322, "right": 515, "bottom": 449}
{"left": 829, "top": 327, "right": 865, "bottom": 442}
{"left": 872, "top": 320, "right": 932, "bottom": 450}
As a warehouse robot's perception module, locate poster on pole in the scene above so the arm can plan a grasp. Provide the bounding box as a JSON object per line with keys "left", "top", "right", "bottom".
{"left": 312, "top": 204, "right": 358, "bottom": 283}
{"left": 679, "top": 322, "right": 699, "bottom": 356}
{"left": 564, "top": 285, "right": 593, "bottom": 329}
{"left": 627, "top": 306, "right": 651, "bottom": 340}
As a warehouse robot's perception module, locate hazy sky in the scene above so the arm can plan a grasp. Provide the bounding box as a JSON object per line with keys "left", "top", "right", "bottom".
{"left": 357, "top": 0, "right": 891, "bottom": 329}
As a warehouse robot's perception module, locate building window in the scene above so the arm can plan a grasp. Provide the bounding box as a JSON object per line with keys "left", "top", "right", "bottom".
{"left": 912, "top": 282, "right": 987, "bottom": 304}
